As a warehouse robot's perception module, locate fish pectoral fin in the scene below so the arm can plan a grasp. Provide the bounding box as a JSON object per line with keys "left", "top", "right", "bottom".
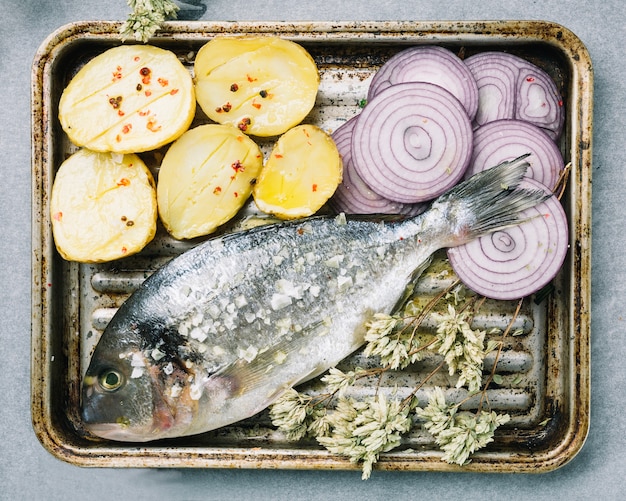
{"left": 409, "top": 255, "right": 433, "bottom": 284}
{"left": 391, "top": 255, "right": 433, "bottom": 313}
{"left": 263, "top": 365, "right": 324, "bottom": 403}
{"left": 215, "top": 321, "right": 327, "bottom": 397}
{"left": 290, "top": 363, "right": 331, "bottom": 388}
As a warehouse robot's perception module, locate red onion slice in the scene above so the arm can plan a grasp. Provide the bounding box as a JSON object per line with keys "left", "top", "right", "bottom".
{"left": 516, "top": 63, "right": 565, "bottom": 140}
{"left": 328, "top": 117, "right": 426, "bottom": 215}
{"left": 447, "top": 178, "right": 568, "bottom": 300}
{"left": 464, "top": 54, "right": 517, "bottom": 126}
{"left": 465, "top": 119, "right": 565, "bottom": 189}
{"left": 465, "top": 51, "right": 564, "bottom": 139}
{"left": 352, "top": 82, "right": 473, "bottom": 204}
{"left": 368, "top": 46, "right": 479, "bottom": 120}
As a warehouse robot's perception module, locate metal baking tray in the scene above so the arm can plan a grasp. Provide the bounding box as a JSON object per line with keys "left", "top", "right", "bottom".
{"left": 31, "top": 20, "right": 592, "bottom": 472}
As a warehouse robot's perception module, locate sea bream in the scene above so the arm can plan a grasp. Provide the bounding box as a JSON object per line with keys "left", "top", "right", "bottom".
{"left": 81, "top": 156, "right": 549, "bottom": 442}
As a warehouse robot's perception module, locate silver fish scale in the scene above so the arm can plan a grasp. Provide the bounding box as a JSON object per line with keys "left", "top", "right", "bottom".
{"left": 122, "top": 215, "right": 433, "bottom": 384}
{"left": 82, "top": 218, "right": 547, "bottom": 435}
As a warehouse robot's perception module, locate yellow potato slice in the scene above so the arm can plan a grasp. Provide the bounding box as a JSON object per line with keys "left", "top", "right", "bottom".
{"left": 253, "top": 124, "right": 342, "bottom": 219}
{"left": 194, "top": 36, "right": 319, "bottom": 137}
{"left": 59, "top": 45, "right": 195, "bottom": 153}
{"left": 50, "top": 149, "right": 157, "bottom": 263}
{"left": 157, "top": 124, "right": 264, "bottom": 240}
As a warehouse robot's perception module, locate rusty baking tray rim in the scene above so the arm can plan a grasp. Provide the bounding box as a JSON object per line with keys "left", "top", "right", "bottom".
{"left": 31, "top": 20, "right": 592, "bottom": 473}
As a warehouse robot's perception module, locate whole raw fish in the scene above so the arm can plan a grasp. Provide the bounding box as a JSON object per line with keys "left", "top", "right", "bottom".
{"left": 81, "top": 156, "right": 548, "bottom": 442}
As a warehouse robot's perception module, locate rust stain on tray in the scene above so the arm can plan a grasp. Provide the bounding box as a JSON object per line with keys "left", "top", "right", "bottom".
{"left": 31, "top": 20, "right": 592, "bottom": 472}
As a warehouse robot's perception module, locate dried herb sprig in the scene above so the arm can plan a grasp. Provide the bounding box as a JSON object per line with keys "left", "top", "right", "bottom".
{"left": 317, "top": 392, "right": 417, "bottom": 480}
{"left": 269, "top": 367, "right": 380, "bottom": 442}
{"left": 430, "top": 303, "right": 501, "bottom": 393}
{"left": 416, "top": 387, "right": 510, "bottom": 466}
{"left": 363, "top": 279, "right": 461, "bottom": 370}
{"left": 269, "top": 388, "right": 330, "bottom": 441}
{"left": 270, "top": 277, "right": 516, "bottom": 478}
{"left": 271, "top": 379, "right": 417, "bottom": 480}
{"left": 120, "top": 0, "right": 179, "bottom": 43}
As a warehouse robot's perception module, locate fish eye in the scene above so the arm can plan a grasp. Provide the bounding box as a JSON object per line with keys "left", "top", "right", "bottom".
{"left": 98, "top": 369, "right": 124, "bottom": 391}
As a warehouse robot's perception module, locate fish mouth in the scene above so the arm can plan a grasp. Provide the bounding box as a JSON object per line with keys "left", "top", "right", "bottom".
{"left": 81, "top": 396, "right": 179, "bottom": 442}
{"left": 81, "top": 377, "right": 181, "bottom": 442}
{"left": 83, "top": 422, "right": 159, "bottom": 442}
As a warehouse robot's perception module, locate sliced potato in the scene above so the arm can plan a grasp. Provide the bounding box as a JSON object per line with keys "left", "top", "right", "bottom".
{"left": 157, "top": 124, "right": 264, "bottom": 239}
{"left": 253, "top": 124, "right": 342, "bottom": 219}
{"left": 50, "top": 149, "right": 157, "bottom": 262}
{"left": 194, "top": 36, "right": 319, "bottom": 137}
{"left": 59, "top": 45, "right": 195, "bottom": 153}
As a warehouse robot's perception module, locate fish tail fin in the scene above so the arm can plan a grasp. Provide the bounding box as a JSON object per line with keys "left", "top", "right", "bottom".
{"left": 434, "top": 154, "right": 551, "bottom": 243}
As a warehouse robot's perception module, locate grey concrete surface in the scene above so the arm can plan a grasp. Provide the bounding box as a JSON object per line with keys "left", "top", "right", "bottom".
{"left": 1, "top": 1, "right": 624, "bottom": 499}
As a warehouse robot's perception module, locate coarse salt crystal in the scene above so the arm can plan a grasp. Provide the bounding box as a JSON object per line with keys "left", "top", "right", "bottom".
{"left": 178, "top": 322, "right": 190, "bottom": 337}
{"left": 335, "top": 212, "right": 347, "bottom": 225}
{"left": 337, "top": 275, "right": 353, "bottom": 291}
{"left": 324, "top": 254, "right": 344, "bottom": 268}
{"left": 131, "top": 352, "right": 145, "bottom": 367}
{"left": 151, "top": 348, "right": 166, "bottom": 361}
{"left": 234, "top": 295, "right": 248, "bottom": 308}
{"left": 191, "top": 312, "right": 204, "bottom": 326}
{"left": 271, "top": 293, "right": 292, "bottom": 310}
{"left": 223, "top": 316, "right": 236, "bottom": 330}
{"left": 239, "top": 345, "right": 258, "bottom": 362}
{"left": 276, "top": 317, "right": 291, "bottom": 330}
{"left": 190, "top": 326, "right": 208, "bottom": 342}
{"left": 207, "top": 303, "right": 221, "bottom": 319}
{"left": 296, "top": 257, "right": 305, "bottom": 267}
{"left": 189, "top": 382, "right": 203, "bottom": 400}
{"left": 276, "top": 279, "right": 303, "bottom": 299}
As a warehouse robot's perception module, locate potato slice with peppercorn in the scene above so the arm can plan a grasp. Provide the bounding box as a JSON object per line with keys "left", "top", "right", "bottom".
{"left": 50, "top": 149, "right": 157, "bottom": 263}
{"left": 194, "top": 36, "right": 319, "bottom": 137}
{"left": 157, "top": 124, "right": 264, "bottom": 240}
{"left": 58, "top": 45, "right": 195, "bottom": 153}
{"left": 253, "top": 124, "right": 342, "bottom": 219}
